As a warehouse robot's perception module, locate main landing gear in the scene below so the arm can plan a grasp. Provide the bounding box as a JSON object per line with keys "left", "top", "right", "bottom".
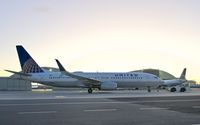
{"left": 147, "top": 86, "right": 151, "bottom": 92}
{"left": 88, "top": 88, "right": 93, "bottom": 94}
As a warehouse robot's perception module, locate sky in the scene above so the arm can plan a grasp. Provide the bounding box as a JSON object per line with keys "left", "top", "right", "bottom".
{"left": 0, "top": 0, "right": 200, "bottom": 82}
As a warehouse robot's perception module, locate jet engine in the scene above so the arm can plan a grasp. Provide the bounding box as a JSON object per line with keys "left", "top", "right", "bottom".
{"left": 100, "top": 81, "right": 117, "bottom": 90}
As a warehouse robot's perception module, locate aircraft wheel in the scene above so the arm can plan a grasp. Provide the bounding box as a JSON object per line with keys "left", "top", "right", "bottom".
{"left": 180, "top": 87, "right": 186, "bottom": 92}
{"left": 147, "top": 87, "right": 151, "bottom": 92}
{"left": 88, "top": 88, "right": 93, "bottom": 94}
{"left": 170, "top": 87, "right": 176, "bottom": 92}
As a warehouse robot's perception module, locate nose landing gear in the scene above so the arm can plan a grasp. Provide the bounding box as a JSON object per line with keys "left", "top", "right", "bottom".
{"left": 147, "top": 86, "right": 151, "bottom": 92}
{"left": 88, "top": 88, "right": 93, "bottom": 94}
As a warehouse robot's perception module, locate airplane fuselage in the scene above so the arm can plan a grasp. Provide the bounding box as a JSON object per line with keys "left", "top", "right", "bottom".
{"left": 24, "top": 72, "right": 163, "bottom": 89}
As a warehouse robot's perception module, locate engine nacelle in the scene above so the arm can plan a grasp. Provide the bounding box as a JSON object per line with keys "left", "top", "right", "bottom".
{"left": 100, "top": 82, "right": 117, "bottom": 90}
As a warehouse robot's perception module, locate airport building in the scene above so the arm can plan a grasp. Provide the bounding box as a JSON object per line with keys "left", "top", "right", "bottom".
{"left": 133, "top": 69, "right": 176, "bottom": 80}
{"left": 0, "top": 77, "right": 31, "bottom": 91}
{"left": 0, "top": 67, "right": 55, "bottom": 91}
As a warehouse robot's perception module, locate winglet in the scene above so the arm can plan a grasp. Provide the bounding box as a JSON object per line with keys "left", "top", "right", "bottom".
{"left": 55, "top": 59, "right": 67, "bottom": 72}
{"left": 180, "top": 68, "right": 186, "bottom": 79}
{"left": 55, "top": 59, "right": 100, "bottom": 84}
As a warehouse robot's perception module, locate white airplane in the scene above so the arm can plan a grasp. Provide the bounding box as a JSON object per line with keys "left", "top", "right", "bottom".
{"left": 6, "top": 45, "right": 164, "bottom": 93}
{"left": 162, "top": 68, "right": 187, "bottom": 92}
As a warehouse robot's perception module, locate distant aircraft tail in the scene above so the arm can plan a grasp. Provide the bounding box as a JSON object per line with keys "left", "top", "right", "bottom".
{"left": 16, "top": 45, "right": 44, "bottom": 73}
{"left": 180, "top": 68, "right": 186, "bottom": 79}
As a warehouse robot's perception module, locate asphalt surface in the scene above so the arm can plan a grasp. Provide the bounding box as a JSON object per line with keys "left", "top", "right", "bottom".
{"left": 0, "top": 90, "right": 200, "bottom": 125}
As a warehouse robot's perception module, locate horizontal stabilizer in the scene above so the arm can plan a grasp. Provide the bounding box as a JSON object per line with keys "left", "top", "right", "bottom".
{"left": 5, "top": 69, "right": 31, "bottom": 76}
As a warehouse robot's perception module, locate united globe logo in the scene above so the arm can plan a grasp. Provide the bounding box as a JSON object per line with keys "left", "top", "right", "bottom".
{"left": 22, "top": 59, "right": 43, "bottom": 73}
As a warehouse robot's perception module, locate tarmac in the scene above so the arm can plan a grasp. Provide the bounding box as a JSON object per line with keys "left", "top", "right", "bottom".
{"left": 1, "top": 89, "right": 200, "bottom": 125}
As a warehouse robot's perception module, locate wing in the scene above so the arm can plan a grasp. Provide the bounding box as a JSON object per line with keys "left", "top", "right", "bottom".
{"left": 55, "top": 59, "right": 100, "bottom": 87}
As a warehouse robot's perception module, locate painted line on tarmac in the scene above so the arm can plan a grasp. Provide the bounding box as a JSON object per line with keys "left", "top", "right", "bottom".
{"left": 84, "top": 109, "right": 117, "bottom": 112}
{"left": 1, "top": 92, "right": 200, "bottom": 100}
{"left": 18, "top": 111, "right": 57, "bottom": 115}
{"left": 0, "top": 101, "right": 130, "bottom": 106}
{"left": 140, "top": 107, "right": 169, "bottom": 110}
{"left": 133, "top": 99, "right": 200, "bottom": 103}
{"left": 192, "top": 106, "right": 200, "bottom": 109}
{"left": 55, "top": 96, "right": 66, "bottom": 99}
{"left": 1, "top": 98, "right": 200, "bottom": 107}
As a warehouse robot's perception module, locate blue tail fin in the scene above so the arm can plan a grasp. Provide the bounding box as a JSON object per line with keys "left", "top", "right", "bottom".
{"left": 16, "top": 45, "right": 44, "bottom": 73}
